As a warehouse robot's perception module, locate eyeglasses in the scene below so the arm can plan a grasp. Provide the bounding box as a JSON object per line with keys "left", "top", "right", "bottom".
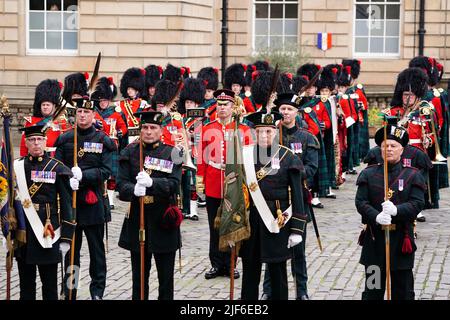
{"left": 26, "top": 137, "right": 45, "bottom": 143}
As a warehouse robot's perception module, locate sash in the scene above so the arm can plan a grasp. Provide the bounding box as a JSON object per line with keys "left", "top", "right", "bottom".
{"left": 329, "top": 96, "right": 338, "bottom": 144}
{"left": 242, "top": 145, "right": 292, "bottom": 233}
{"left": 14, "top": 159, "right": 60, "bottom": 248}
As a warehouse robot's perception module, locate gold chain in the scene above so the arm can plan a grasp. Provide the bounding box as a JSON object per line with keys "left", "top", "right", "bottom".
{"left": 256, "top": 147, "right": 289, "bottom": 181}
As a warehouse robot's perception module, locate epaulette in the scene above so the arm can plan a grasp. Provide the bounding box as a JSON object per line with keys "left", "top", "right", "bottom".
{"left": 433, "top": 88, "right": 440, "bottom": 98}
{"left": 342, "top": 94, "right": 349, "bottom": 100}
{"left": 438, "top": 88, "right": 444, "bottom": 93}
{"left": 304, "top": 107, "right": 312, "bottom": 114}
{"left": 23, "top": 116, "right": 33, "bottom": 124}
{"left": 320, "top": 96, "right": 328, "bottom": 103}
{"left": 357, "top": 83, "right": 364, "bottom": 90}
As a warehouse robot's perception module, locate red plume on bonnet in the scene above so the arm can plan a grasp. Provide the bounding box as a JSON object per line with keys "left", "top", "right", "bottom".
{"left": 58, "top": 81, "right": 64, "bottom": 89}
{"left": 157, "top": 65, "right": 163, "bottom": 74}
{"left": 252, "top": 65, "right": 256, "bottom": 72}
{"left": 213, "top": 68, "right": 219, "bottom": 74}
{"left": 316, "top": 64, "right": 321, "bottom": 70}
{"left": 252, "top": 71, "right": 259, "bottom": 81}
{"left": 332, "top": 68, "right": 338, "bottom": 75}
{"left": 180, "top": 67, "right": 186, "bottom": 75}
{"left": 357, "top": 60, "right": 361, "bottom": 65}
{"left": 140, "top": 68, "right": 146, "bottom": 75}
{"left": 107, "top": 77, "right": 114, "bottom": 85}
{"left": 302, "top": 75, "right": 309, "bottom": 81}
{"left": 84, "top": 72, "right": 89, "bottom": 80}
{"left": 286, "top": 73, "right": 293, "bottom": 81}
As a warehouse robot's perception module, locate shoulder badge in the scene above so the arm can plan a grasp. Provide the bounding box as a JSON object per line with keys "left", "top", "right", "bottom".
{"left": 304, "top": 107, "right": 312, "bottom": 114}
{"left": 342, "top": 94, "right": 349, "bottom": 100}
{"left": 321, "top": 96, "right": 328, "bottom": 103}
{"left": 433, "top": 88, "right": 440, "bottom": 97}
{"left": 115, "top": 106, "right": 122, "bottom": 113}
{"left": 245, "top": 91, "right": 251, "bottom": 97}
{"left": 357, "top": 83, "right": 363, "bottom": 89}
{"left": 438, "top": 88, "right": 444, "bottom": 93}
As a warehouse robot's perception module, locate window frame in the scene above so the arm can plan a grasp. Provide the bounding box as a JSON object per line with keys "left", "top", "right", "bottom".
{"left": 26, "top": 0, "right": 79, "bottom": 56}
{"left": 352, "top": 0, "right": 402, "bottom": 59}
{"left": 252, "top": 0, "right": 299, "bottom": 52}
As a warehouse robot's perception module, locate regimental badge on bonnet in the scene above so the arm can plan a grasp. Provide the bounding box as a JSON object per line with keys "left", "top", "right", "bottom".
{"left": 133, "top": 111, "right": 164, "bottom": 126}
{"left": 263, "top": 114, "right": 273, "bottom": 125}
{"left": 392, "top": 126, "right": 405, "bottom": 139}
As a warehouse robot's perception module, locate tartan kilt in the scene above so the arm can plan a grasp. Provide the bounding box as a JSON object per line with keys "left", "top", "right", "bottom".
{"left": 358, "top": 110, "right": 370, "bottom": 161}
{"left": 323, "top": 129, "right": 336, "bottom": 188}
{"left": 438, "top": 163, "right": 449, "bottom": 189}
{"left": 352, "top": 122, "right": 360, "bottom": 167}
{"left": 429, "top": 165, "right": 441, "bottom": 207}
{"left": 313, "top": 133, "right": 330, "bottom": 197}
{"left": 110, "top": 149, "right": 119, "bottom": 178}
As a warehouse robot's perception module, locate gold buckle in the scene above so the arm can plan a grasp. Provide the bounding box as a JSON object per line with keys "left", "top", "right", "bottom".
{"left": 143, "top": 196, "right": 154, "bottom": 204}
{"left": 381, "top": 224, "right": 396, "bottom": 231}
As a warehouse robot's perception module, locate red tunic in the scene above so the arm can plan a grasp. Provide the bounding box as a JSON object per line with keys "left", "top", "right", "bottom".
{"left": 115, "top": 98, "right": 149, "bottom": 129}
{"left": 20, "top": 116, "right": 70, "bottom": 157}
{"left": 314, "top": 101, "right": 332, "bottom": 131}
{"left": 197, "top": 120, "right": 253, "bottom": 199}
{"left": 97, "top": 107, "right": 128, "bottom": 146}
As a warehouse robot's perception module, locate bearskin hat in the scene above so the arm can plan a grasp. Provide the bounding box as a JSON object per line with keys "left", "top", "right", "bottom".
{"left": 253, "top": 60, "right": 271, "bottom": 72}
{"left": 250, "top": 71, "right": 273, "bottom": 105}
{"left": 91, "top": 77, "right": 117, "bottom": 102}
{"left": 120, "top": 67, "right": 145, "bottom": 99}
{"left": 277, "top": 73, "right": 294, "bottom": 94}
{"left": 292, "top": 75, "right": 309, "bottom": 93}
{"left": 152, "top": 80, "right": 178, "bottom": 107}
{"left": 145, "top": 64, "right": 163, "bottom": 89}
{"left": 296, "top": 64, "right": 321, "bottom": 83}
{"left": 224, "top": 63, "right": 246, "bottom": 89}
{"left": 409, "top": 56, "right": 438, "bottom": 87}
{"left": 197, "top": 67, "right": 219, "bottom": 91}
{"left": 62, "top": 72, "right": 88, "bottom": 102}
{"left": 317, "top": 66, "right": 336, "bottom": 91}
{"left": 390, "top": 67, "right": 428, "bottom": 107}
{"left": 244, "top": 64, "right": 257, "bottom": 87}
{"left": 181, "top": 66, "right": 191, "bottom": 79}
{"left": 162, "top": 64, "right": 185, "bottom": 83}
{"left": 33, "top": 79, "right": 62, "bottom": 117}
{"left": 178, "top": 78, "right": 205, "bottom": 114}
{"left": 342, "top": 59, "right": 361, "bottom": 79}
{"left": 336, "top": 65, "right": 352, "bottom": 87}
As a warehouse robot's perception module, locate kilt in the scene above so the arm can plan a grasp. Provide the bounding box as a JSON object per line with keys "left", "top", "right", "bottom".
{"left": 323, "top": 129, "right": 336, "bottom": 188}
{"left": 111, "top": 149, "right": 119, "bottom": 178}
{"left": 358, "top": 110, "right": 370, "bottom": 161}
{"left": 313, "top": 133, "right": 330, "bottom": 197}
{"left": 352, "top": 122, "right": 360, "bottom": 167}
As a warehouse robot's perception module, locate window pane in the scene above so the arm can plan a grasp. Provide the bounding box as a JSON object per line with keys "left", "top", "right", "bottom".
{"left": 355, "top": 37, "right": 368, "bottom": 53}
{"left": 285, "top": 4, "right": 297, "bottom": 19}
{"left": 370, "top": 20, "right": 384, "bottom": 36}
{"left": 255, "top": 36, "right": 268, "bottom": 49}
{"left": 285, "top": 19, "right": 297, "bottom": 36}
{"left": 370, "top": 37, "right": 384, "bottom": 53}
{"left": 29, "top": 0, "right": 44, "bottom": 10}
{"left": 356, "top": 4, "right": 369, "bottom": 19}
{"left": 46, "top": 31, "right": 62, "bottom": 49}
{"left": 385, "top": 37, "right": 399, "bottom": 53}
{"left": 47, "top": 0, "right": 61, "bottom": 11}
{"left": 29, "top": 12, "right": 45, "bottom": 29}
{"left": 47, "top": 12, "right": 62, "bottom": 30}
{"left": 256, "top": 4, "right": 268, "bottom": 19}
{"left": 369, "top": 4, "right": 384, "bottom": 20}
{"left": 386, "top": 20, "right": 399, "bottom": 36}
{"left": 64, "top": 12, "right": 78, "bottom": 30}
{"left": 63, "top": 32, "right": 77, "bottom": 50}
{"left": 355, "top": 20, "right": 369, "bottom": 36}
{"left": 270, "top": 20, "right": 283, "bottom": 35}
{"left": 270, "top": 4, "right": 283, "bottom": 18}
{"left": 255, "top": 19, "right": 268, "bottom": 35}
{"left": 386, "top": 5, "right": 400, "bottom": 19}
{"left": 285, "top": 36, "right": 297, "bottom": 47}
{"left": 270, "top": 36, "right": 282, "bottom": 48}
{"left": 29, "top": 31, "right": 45, "bottom": 49}
{"left": 64, "top": 0, "right": 79, "bottom": 11}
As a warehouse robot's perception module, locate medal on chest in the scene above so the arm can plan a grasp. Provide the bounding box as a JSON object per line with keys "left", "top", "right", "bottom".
{"left": 290, "top": 142, "right": 302, "bottom": 154}
{"left": 144, "top": 156, "right": 174, "bottom": 173}
{"left": 31, "top": 170, "right": 56, "bottom": 184}
{"left": 398, "top": 179, "right": 404, "bottom": 192}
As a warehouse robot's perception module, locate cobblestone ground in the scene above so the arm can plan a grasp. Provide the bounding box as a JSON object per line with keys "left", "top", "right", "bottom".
{"left": 1, "top": 150, "right": 449, "bottom": 300}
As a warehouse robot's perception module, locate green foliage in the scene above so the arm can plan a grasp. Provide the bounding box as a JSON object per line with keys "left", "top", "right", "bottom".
{"left": 368, "top": 106, "right": 383, "bottom": 127}
{"left": 249, "top": 43, "right": 311, "bottom": 73}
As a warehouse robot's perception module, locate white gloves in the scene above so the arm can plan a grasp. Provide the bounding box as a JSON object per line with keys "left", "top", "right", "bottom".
{"left": 69, "top": 177, "right": 79, "bottom": 191}
{"left": 376, "top": 212, "right": 392, "bottom": 225}
{"left": 59, "top": 242, "right": 70, "bottom": 257}
{"left": 382, "top": 200, "right": 397, "bottom": 217}
{"left": 71, "top": 166, "right": 82, "bottom": 181}
{"left": 136, "top": 171, "right": 153, "bottom": 188}
{"left": 134, "top": 183, "right": 146, "bottom": 197}
{"left": 287, "top": 234, "right": 303, "bottom": 248}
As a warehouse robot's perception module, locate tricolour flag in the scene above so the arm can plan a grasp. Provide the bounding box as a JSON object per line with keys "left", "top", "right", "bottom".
{"left": 317, "top": 32, "right": 333, "bottom": 51}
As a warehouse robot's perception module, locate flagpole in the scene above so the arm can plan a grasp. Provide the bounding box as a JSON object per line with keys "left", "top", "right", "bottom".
{"left": 382, "top": 120, "right": 391, "bottom": 300}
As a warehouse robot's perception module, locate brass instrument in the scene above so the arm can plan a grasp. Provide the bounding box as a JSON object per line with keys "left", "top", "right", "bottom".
{"left": 421, "top": 105, "right": 447, "bottom": 163}
{"left": 171, "top": 112, "right": 196, "bottom": 171}
{"left": 107, "top": 118, "right": 118, "bottom": 140}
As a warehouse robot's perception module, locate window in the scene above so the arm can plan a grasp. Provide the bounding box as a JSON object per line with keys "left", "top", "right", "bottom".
{"left": 27, "top": 0, "right": 78, "bottom": 55}
{"left": 354, "top": 0, "right": 401, "bottom": 57}
{"left": 254, "top": 0, "right": 298, "bottom": 50}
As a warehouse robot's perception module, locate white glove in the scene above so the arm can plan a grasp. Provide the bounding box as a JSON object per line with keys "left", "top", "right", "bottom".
{"left": 136, "top": 171, "right": 153, "bottom": 188}
{"left": 59, "top": 242, "right": 70, "bottom": 257}
{"left": 382, "top": 200, "right": 397, "bottom": 217}
{"left": 71, "top": 166, "right": 82, "bottom": 181}
{"left": 69, "top": 177, "right": 79, "bottom": 191}
{"left": 287, "top": 234, "right": 303, "bottom": 248}
{"left": 376, "top": 212, "right": 392, "bottom": 225}
{"left": 134, "top": 183, "right": 146, "bottom": 197}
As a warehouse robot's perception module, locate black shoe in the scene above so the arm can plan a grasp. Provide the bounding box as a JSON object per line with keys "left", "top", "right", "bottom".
{"left": 325, "top": 194, "right": 336, "bottom": 199}
{"left": 110, "top": 205, "right": 115, "bottom": 210}
{"left": 331, "top": 186, "right": 339, "bottom": 190}
{"left": 223, "top": 269, "right": 240, "bottom": 279}
{"left": 205, "top": 267, "right": 221, "bottom": 279}
{"left": 312, "top": 203, "right": 324, "bottom": 209}
{"left": 346, "top": 169, "right": 357, "bottom": 175}
{"left": 260, "top": 293, "right": 270, "bottom": 300}
{"left": 297, "top": 294, "right": 309, "bottom": 300}
{"left": 197, "top": 199, "right": 206, "bottom": 208}
{"left": 416, "top": 216, "right": 426, "bottom": 222}
{"left": 92, "top": 295, "right": 103, "bottom": 300}
{"left": 189, "top": 214, "right": 199, "bottom": 221}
